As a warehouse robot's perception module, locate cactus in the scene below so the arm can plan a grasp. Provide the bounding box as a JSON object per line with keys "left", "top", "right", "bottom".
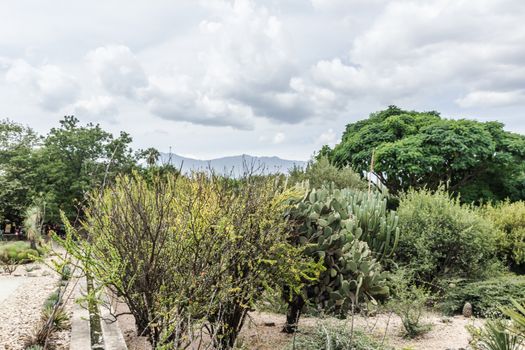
{"left": 283, "top": 184, "right": 398, "bottom": 332}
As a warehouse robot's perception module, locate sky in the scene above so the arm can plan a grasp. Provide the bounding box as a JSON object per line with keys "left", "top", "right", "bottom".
{"left": 1, "top": 0, "right": 524, "bottom": 161}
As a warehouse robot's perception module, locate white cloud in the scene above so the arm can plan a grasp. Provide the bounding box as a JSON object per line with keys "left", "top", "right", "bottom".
{"left": 87, "top": 45, "right": 148, "bottom": 98}
{"left": 456, "top": 90, "right": 525, "bottom": 108}
{"left": 316, "top": 128, "right": 336, "bottom": 146}
{"left": 273, "top": 132, "right": 285, "bottom": 144}
{"left": 73, "top": 95, "right": 118, "bottom": 121}
{"left": 1, "top": 0, "right": 525, "bottom": 160}
{"left": 4, "top": 60, "right": 78, "bottom": 111}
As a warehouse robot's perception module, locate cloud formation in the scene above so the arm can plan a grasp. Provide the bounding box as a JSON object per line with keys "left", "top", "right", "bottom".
{"left": 1, "top": 0, "right": 525, "bottom": 159}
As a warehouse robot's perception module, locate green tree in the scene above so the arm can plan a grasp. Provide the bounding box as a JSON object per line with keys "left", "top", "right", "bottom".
{"left": 0, "top": 119, "right": 41, "bottom": 222}
{"left": 36, "top": 116, "right": 135, "bottom": 221}
{"left": 326, "top": 106, "right": 525, "bottom": 202}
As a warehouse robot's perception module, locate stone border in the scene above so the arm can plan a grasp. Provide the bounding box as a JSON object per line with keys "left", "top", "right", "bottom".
{"left": 69, "top": 277, "right": 128, "bottom": 349}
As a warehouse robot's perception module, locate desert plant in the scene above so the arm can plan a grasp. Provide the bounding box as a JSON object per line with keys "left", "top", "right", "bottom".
{"left": 387, "top": 270, "right": 431, "bottom": 338}
{"left": 57, "top": 172, "right": 318, "bottom": 349}
{"left": 502, "top": 299, "right": 525, "bottom": 337}
{"left": 468, "top": 319, "right": 523, "bottom": 350}
{"left": 282, "top": 184, "right": 397, "bottom": 332}
{"left": 24, "top": 205, "right": 44, "bottom": 250}
{"left": 396, "top": 188, "right": 499, "bottom": 284}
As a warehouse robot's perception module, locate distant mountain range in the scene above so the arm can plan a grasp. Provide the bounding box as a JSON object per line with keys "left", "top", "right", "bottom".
{"left": 158, "top": 153, "right": 307, "bottom": 176}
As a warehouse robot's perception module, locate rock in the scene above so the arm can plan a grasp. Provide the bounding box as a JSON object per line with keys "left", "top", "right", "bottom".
{"left": 26, "top": 272, "right": 39, "bottom": 277}
{"left": 462, "top": 302, "right": 473, "bottom": 318}
{"left": 263, "top": 322, "right": 276, "bottom": 327}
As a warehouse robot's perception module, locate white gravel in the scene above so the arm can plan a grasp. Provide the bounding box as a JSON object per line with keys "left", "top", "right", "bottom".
{"left": 0, "top": 263, "right": 59, "bottom": 350}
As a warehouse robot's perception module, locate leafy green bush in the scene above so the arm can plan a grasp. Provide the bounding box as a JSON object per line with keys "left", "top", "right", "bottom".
{"left": 58, "top": 172, "right": 319, "bottom": 349}
{"left": 441, "top": 275, "right": 525, "bottom": 317}
{"left": 0, "top": 242, "right": 41, "bottom": 264}
{"left": 289, "top": 156, "right": 367, "bottom": 190}
{"left": 484, "top": 201, "right": 525, "bottom": 271}
{"left": 285, "top": 321, "right": 385, "bottom": 350}
{"left": 396, "top": 188, "right": 499, "bottom": 283}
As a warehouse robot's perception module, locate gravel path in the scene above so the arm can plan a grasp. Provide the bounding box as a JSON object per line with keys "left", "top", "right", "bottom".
{"left": 0, "top": 278, "right": 24, "bottom": 303}
{"left": 0, "top": 263, "right": 59, "bottom": 350}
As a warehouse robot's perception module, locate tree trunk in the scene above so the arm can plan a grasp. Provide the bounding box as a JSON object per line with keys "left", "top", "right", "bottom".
{"left": 282, "top": 295, "right": 305, "bottom": 333}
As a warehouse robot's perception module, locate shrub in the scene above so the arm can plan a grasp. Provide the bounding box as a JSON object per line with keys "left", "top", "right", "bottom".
{"left": 387, "top": 269, "right": 432, "bottom": 339}
{"left": 441, "top": 275, "right": 525, "bottom": 317}
{"left": 58, "top": 172, "right": 318, "bottom": 349}
{"left": 0, "top": 242, "right": 40, "bottom": 267}
{"left": 283, "top": 184, "right": 398, "bottom": 332}
{"left": 396, "top": 188, "right": 499, "bottom": 283}
{"left": 285, "top": 320, "right": 385, "bottom": 350}
{"left": 288, "top": 156, "right": 367, "bottom": 191}
{"left": 484, "top": 201, "right": 525, "bottom": 272}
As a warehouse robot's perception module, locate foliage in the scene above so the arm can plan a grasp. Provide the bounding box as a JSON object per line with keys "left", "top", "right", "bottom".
{"left": 36, "top": 116, "right": 135, "bottom": 221}
{"left": 285, "top": 320, "right": 385, "bottom": 350}
{"left": 288, "top": 156, "right": 367, "bottom": 191}
{"left": 0, "top": 119, "right": 40, "bottom": 222}
{"left": 283, "top": 184, "right": 397, "bottom": 332}
{"left": 0, "top": 241, "right": 41, "bottom": 267}
{"left": 324, "top": 106, "right": 525, "bottom": 202}
{"left": 468, "top": 319, "right": 523, "bottom": 350}
{"left": 396, "top": 188, "right": 499, "bottom": 283}
{"left": 24, "top": 205, "right": 44, "bottom": 250}
{"left": 58, "top": 172, "right": 319, "bottom": 349}
{"left": 484, "top": 201, "right": 525, "bottom": 271}
{"left": 0, "top": 117, "right": 136, "bottom": 224}
{"left": 441, "top": 275, "right": 525, "bottom": 318}
{"left": 387, "top": 269, "right": 431, "bottom": 339}
{"left": 502, "top": 299, "right": 525, "bottom": 336}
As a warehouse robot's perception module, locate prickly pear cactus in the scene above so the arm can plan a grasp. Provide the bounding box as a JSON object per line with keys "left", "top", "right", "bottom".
{"left": 286, "top": 183, "right": 398, "bottom": 314}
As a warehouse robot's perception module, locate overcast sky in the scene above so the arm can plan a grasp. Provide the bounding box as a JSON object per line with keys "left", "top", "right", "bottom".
{"left": 1, "top": 0, "right": 524, "bottom": 160}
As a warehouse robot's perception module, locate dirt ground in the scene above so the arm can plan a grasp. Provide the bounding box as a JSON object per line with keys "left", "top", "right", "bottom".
{"left": 238, "top": 311, "right": 483, "bottom": 350}
{"left": 117, "top": 308, "right": 483, "bottom": 350}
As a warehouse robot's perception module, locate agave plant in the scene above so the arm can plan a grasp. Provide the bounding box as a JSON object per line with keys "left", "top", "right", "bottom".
{"left": 502, "top": 299, "right": 525, "bottom": 338}
{"left": 468, "top": 319, "right": 523, "bottom": 350}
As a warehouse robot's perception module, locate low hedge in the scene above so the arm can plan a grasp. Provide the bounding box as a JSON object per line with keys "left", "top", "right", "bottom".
{"left": 0, "top": 242, "right": 42, "bottom": 264}
{"left": 440, "top": 274, "right": 525, "bottom": 317}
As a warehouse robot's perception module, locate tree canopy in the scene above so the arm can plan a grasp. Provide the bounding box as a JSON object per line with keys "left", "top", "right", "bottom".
{"left": 324, "top": 106, "right": 525, "bottom": 203}
{"left": 0, "top": 116, "right": 135, "bottom": 223}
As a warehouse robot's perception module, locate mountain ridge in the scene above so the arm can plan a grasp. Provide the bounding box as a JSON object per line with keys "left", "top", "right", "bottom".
{"left": 158, "top": 153, "right": 307, "bottom": 176}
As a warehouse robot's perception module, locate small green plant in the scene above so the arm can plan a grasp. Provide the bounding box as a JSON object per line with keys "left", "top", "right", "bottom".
{"left": 42, "top": 305, "right": 69, "bottom": 331}
{"left": 285, "top": 320, "right": 385, "bottom": 350}
{"left": 25, "top": 345, "right": 44, "bottom": 350}
{"left": 387, "top": 270, "right": 432, "bottom": 339}
{"left": 467, "top": 319, "right": 523, "bottom": 350}
{"left": 60, "top": 264, "right": 71, "bottom": 281}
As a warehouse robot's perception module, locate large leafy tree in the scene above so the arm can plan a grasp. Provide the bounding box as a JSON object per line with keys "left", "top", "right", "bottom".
{"left": 325, "top": 106, "right": 525, "bottom": 203}
{"left": 35, "top": 116, "right": 135, "bottom": 221}
{"left": 0, "top": 119, "right": 41, "bottom": 222}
